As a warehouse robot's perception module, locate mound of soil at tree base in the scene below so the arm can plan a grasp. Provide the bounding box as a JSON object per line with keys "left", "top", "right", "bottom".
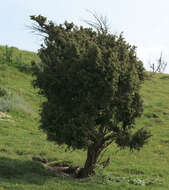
{"left": 32, "top": 157, "right": 82, "bottom": 178}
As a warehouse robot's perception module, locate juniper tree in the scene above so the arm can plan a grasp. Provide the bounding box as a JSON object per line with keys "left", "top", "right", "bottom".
{"left": 31, "top": 15, "right": 151, "bottom": 177}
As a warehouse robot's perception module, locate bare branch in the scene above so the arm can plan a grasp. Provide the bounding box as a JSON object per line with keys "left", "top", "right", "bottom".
{"left": 83, "top": 10, "right": 110, "bottom": 34}
{"left": 149, "top": 52, "right": 168, "bottom": 75}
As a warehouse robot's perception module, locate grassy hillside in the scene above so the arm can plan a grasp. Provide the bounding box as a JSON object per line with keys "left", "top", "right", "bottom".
{"left": 0, "top": 45, "right": 40, "bottom": 65}
{"left": 0, "top": 47, "right": 169, "bottom": 189}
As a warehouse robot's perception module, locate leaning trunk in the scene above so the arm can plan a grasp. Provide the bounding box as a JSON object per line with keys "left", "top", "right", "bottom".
{"left": 80, "top": 144, "right": 103, "bottom": 177}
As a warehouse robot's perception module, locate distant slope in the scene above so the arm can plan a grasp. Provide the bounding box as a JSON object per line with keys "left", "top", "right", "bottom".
{"left": 0, "top": 45, "right": 40, "bottom": 65}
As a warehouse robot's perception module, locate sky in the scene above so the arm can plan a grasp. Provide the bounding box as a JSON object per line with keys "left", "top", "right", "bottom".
{"left": 1, "top": 0, "right": 169, "bottom": 73}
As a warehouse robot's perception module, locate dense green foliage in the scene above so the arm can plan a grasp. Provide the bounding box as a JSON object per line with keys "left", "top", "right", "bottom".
{"left": 31, "top": 15, "right": 151, "bottom": 176}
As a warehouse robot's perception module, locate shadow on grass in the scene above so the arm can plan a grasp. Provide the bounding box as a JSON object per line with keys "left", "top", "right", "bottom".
{"left": 0, "top": 156, "right": 58, "bottom": 185}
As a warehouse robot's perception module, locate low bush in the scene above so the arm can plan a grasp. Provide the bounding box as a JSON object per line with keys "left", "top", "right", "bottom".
{"left": 0, "top": 87, "right": 8, "bottom": 97}
{"left": 0, "top": 88, "right": 12, "bottom": 112}
{"left": 0, "top": 96, "right": 12, "bottom": 112}
{"left": 15, "top": 63, "right": 33, "bottom": 74}
{"left": 0, "top": 87, "right": 34, "bottom": 114}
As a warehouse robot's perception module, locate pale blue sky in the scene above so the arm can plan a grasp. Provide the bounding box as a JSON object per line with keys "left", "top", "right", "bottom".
{"left": 1, "top": 0, "right": 169, "bottom": 72}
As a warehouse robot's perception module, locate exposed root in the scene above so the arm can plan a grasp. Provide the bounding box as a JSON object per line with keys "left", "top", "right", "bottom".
{"left": 32, "top": 156, "right": 82, "bottom": 178}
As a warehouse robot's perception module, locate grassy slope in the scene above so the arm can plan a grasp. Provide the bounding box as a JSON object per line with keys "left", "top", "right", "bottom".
{"left": 0, "top": 48, "right": 169, "bottom": 189}
{"left": 0, "top": 45, "right": 40, "bottom": 65}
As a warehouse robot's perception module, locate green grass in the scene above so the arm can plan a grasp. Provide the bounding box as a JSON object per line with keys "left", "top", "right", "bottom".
{"left": 0, "top": 45, "right": 40, "bottom": 65}
{"left": 0, "top": 45, "right": 40, "bottom": 74}
{"left": 0, "top": 48, "right": 169, "bottom": 189}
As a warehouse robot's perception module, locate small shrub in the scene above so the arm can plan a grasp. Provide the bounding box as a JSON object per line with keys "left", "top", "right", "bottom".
{"left": 0, "top": 87, "right": 8, "bottom": 97}
{"left": 16, "top": 64, "right": 33, "bottom": 74}
{"left": 0, "top": 88, "right": 12, "bottom": 112}
{"left": 15, "top": 53, "right": 23, "bottom": 65}
{"left": 148, "top": 53, "right": 168, "bottom": 79}
{"left": 160, "top": 75, "right": 169, "bottom": 80}
{"left": 12, "top": 93, "right": 34, "bottom": 114}
{"left": 0, "top": 88, "right": 34, "bottom": 114}
{"left": 5, "top": 46, "right": 14, "bottom": 64}
{"left": 0, "top": 96, "right": 12, "bottom": 112}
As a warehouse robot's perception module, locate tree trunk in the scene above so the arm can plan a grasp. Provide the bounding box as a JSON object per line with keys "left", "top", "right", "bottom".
{"left": 80, "top": 144, "right": 103, "bottom": 177}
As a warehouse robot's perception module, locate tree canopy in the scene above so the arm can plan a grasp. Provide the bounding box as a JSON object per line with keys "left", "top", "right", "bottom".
{"left": 31, "top": 15, "right": 151, "bottom": 177}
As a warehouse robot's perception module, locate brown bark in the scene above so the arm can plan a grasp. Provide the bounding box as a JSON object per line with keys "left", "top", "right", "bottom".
{"left": 77, "top": 127, "right": 110, "bottom": 178}
{"left": 80, "top": 143, "right": 104, "bottom": 177}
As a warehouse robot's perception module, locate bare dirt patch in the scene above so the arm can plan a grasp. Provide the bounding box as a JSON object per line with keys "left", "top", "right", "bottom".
{"left": 32, "top": 157, "right": 82, "bottom": 178}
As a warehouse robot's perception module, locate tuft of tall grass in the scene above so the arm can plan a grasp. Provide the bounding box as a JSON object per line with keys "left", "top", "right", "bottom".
{"left": 0, "top": 96, "right": 12, "bottom": 112}
{"left": 0, "top": 88, "right": 12, "bottom": 112}
{"left": 0, "top": 87, "right": 34, "bottom": 115}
